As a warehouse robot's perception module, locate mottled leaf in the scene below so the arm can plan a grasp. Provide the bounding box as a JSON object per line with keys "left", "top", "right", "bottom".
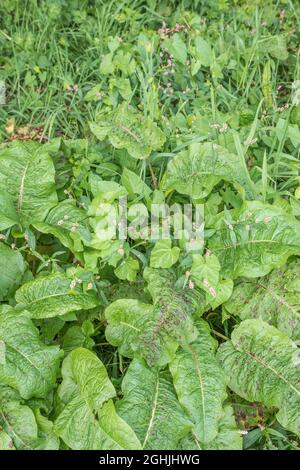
{"left": 208, "top": 201, "right": 300, "bottom": 279}
{"left": 105, "top": 299, "right": 178, "bottom": 366}
{"left": 169, "top": 320, "right": 227, "bottom": 443}
{"left": 117, "top": 358, "right": 192, "bottom": 449}
{"left": 217, "top": 319, "right": 300, "bottom": 436}
{"left": 15, "top": 273, "right": 99, "bottom": 319}
{"left": 161, "top": 142, "right": 257, "bottom": 199}
{"left": 89, "top": 103, "right": 165, "bottom": 160}
{"left": 54, "top": 348, "right": 141, "bottom": 450}
{"left": 0, "top": 307, "right": 62, "bottom": 399}
{"left": 0, "top": 141, "right": 57, "bottom": 225}
{"left": 225, "top": 261, "right": 300, "bottom": 340}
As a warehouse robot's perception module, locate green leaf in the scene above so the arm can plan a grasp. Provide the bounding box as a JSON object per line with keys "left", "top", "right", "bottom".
{"left": 15, "top": 273, "right": 99, "bottom": 319}
{"left": 144, "top": 267, "right": 201, "bottom": 345}
{"left": 161, "top": 142, "right": 256, "bottom": 200}
{"left": 89, "top": 103, "right": 165, "bottom": 160}
{"left": 33, "top": 200, "right": 91, "bottom": 256}
{"left": 84, "top": 84, "right": 103, "bottom": 102}
{"left": 54, "top": 348, "right": 141, "bottom": 450}
{"left": 0, "top": 429, "right": 15, "bottom": 450}
{"left": 0, "top": 399, "right": 58, "bottom": 450}
{"left": 110, "top": 77, "right": 132, "bottom": 100}
{"left": 194, "top": 37, "right": 211, "bottom": 67}
{"left": 0, "top": 141, "right": 57, "bottom": 225}
{"left": 208, "top": 201, "right": 300, "bottom": 279}
{"left": 150, "top": 240, "right": 180, "bottom": 269}
{"left": 105, "top": 299, "right": 178, "bottom": 366}
{"left": 164, "top": 33, "right": 187, "bottom": 65}
{"left": 117, "top": 358, "right": 192, "bottom": 449}
{"left": 202, "top": 405, "right": 242, "bottom": 450}
{"left": 217, "top": 319, "right": 300, "bottom": 436}
{"left": 0, "top": 307, "right": 62, "bottom": 399}
{"left": 190, "top": 254, "right": 233, "bottom": 309}
{"left": 275, "top": 118, "right": 300, "bottom": 148}
{"left": 62, "top": 325, "right": 95, "bottom": 355}
{"left": 0, "top": 244, "right": 26, "bottom": 301}
{"left": 100, "top": 53, "right": 115, "bottom": 74}
{"left": 180, "top": 405, "right": 242, "bottom": 450}
{"left": 113, "top": 50, "right": 136, "bottom": 75}
{"left": 169, "top": 320, "right": 227, "bottom": 443}
{"left": 0, "top": 192, "right": 19, "bottom": 230}
{"left": 191, "top": 253, "right": 220, "bottom": 287}
{"left": 224, "top": 261, "right": 300, "bottom": 340}
{"left": 121, "top": 167, "right": 152, "bottom": 197}
{"left": 32, "top": 410, "right": 60, "bottom": 450}
{"left": 0, "top": 401, "right": 38, "bottom": 449}
{"left": 114, "top": 257, "right": 139, "bottom": 282}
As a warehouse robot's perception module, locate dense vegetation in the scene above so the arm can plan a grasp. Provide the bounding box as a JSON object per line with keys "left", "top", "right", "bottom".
{"left": 0, "top": 0, "right": 300, "bottom": 451}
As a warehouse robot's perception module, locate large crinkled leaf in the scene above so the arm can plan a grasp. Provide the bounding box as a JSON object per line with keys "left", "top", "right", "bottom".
{"left": 15, "top": 273, "right": 99, "bottom": 319}
{"left": 208, "top": 201, "right": 300, "bottom": 279}
{"left": 117, "top": 358, "right": 192, "bottom": 450}
{"left": 0, "top": 399, "right": 58, "bottom": 450}
{"left": 161, "top": 142, "right": 257, "bottom": 199}
{"left": 33, "top": 200, "right": 91, "bottom": 257}
{"left": 143, "top": 267, "right": 204, "bottom": 346}
{"left": 89, "top": 102, "right": 165, "bottom": 160}
{"left": 217, "top": 319, "right": 300, "bottom": 436}
{"left": 0, "top": 141, "right": 57, "bottom": 225}
{"left": 54, "top": 348, "right": 141, "bottom": 450}
{"left": 169, "top": 319, "right": 227, "bottom": 443}
{"left": 0, "top": 307, "right": 62, "bottom": 399}
{"left": 105, "top": 299, "right": 178, "bottom": 367}
{"left": 0, "top": 244, "right": 26, "bottom": 301}
{"left": 179, "top": 405, "right": 242, "bottom": 450}
{"left": 224, "top": 261, "right": 300, "bottom": 340}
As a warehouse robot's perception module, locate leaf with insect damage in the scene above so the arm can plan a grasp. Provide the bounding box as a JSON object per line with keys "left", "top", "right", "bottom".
{"left": 224, "top": 261, "right": 300, "bottom": 341}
